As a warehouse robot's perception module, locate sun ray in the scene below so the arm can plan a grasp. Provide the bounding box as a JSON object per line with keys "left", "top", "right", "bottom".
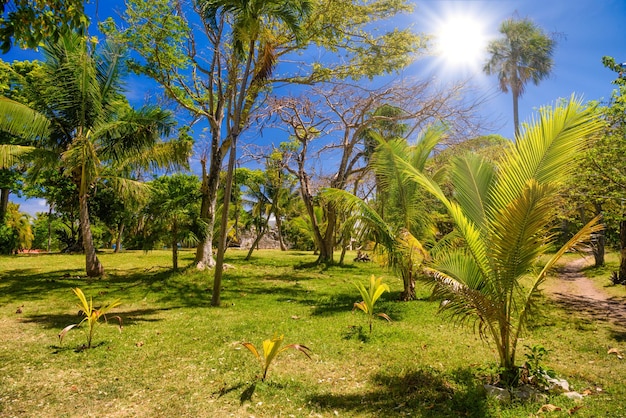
{"left": 436, "top": 14, "right": 488, "bottom": 69}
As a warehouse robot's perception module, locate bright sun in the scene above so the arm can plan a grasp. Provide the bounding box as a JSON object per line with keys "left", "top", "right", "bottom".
{"left": 436, "top": 15, "right": 488, "bottom": 68}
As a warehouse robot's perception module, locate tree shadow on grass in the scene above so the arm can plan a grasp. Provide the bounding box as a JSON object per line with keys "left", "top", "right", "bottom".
{"left": 610, "top": 329, "right": 626, "bottom": 342}
{"left": 1, "top": 264, "right": 218, "bottom": 309}
{"left": 308, "top": 367, "right": 488, "bottom": 418}
{"left": 293, "top": 260, "right": 358, "bottom": 271}
{"left": 20, "top": 307, "right": 170, "bottom": 330}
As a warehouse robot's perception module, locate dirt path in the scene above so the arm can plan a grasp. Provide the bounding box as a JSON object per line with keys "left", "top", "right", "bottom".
{"left": 546, "top": 256, "right": 626, "bottom": 329}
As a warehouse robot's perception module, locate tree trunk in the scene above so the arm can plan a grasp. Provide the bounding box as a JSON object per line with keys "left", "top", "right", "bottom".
{"left": 593, "top": 229, "right": 605, "bottom": 268}
{"left": 114, "top": 223, "right": 124, "bottom": 253}
{"left": 0, "top": 187, "right": 9, "bottom": 221}
{"left": 172, "top": 223, "right": 178, "bottom": 271}
{"left": 618, "top": 219, "right": 626, "bottom": 283}
{"left": 513, "top": 87, "right": 520, "bottom": 138}
{"left": 213, "top": 134, "right": 238, "bottom": 307}
{"left": 339, "top": 242, "right": 347, "bottom": 265}
{"left": 194, "top": 157, "right": 219, "bottom": 270}
{"left": 399, "top": 268, "right": 416, "bottom": 301}
{"left": 588, "top": 203, "right": 604, "bottom": 267}
{"left": 47, "top": 205, "right": 52, "bottom": 253}
{"left": 79, "top": 191, "right": 103, "bottom": 277}
{"left": 275, "top": 215, "right": 287, "bottom": 251}
{"left": 317, "top": 203, "right": 336, "bottom": 264}
{"left": 245, "top": 225, "right": 266, "bottom": 261}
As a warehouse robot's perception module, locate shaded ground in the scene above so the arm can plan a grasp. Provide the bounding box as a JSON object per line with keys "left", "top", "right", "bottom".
{"left": 547, "top": 256, "right": 626, "bottom": 329}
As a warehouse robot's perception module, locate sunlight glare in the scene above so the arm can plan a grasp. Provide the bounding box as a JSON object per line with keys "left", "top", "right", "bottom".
{"left": 436, "top": 15, "right": 488, "bottom": 69}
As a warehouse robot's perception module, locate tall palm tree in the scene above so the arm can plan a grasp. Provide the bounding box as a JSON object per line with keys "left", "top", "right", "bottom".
{"left": 199, "top": 0, "right": 312, "bottom": 306}
{"left": 484, "top": 17, "right": 557, "bottom": 137}
{"left": 28, "top": 32, "right": 190, "bottom": 276}
{"left": 398, "top": 97, "right": 603, "bottom": 383}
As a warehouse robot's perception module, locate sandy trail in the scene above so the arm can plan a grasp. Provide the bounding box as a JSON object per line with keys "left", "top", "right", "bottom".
{"left": 546, "top": 256, "right": 626, "bottom": 329}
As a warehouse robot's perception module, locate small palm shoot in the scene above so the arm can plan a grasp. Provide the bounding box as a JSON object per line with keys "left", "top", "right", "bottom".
{"left": 241, "top": 334, "right": 312, "bottom": 382}
{"left": 59, "top": 288, "right": 122, "bottom": 349}
{"left": 353, "top": 275, "right": 392, "bottom": 333}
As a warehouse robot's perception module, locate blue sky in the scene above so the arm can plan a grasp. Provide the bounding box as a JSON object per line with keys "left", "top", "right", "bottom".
{"left": 412, "top": 0, "right": 626, "bottom": 138}
{"left": 6, "top": 0, "right": 626, "bottom": 215}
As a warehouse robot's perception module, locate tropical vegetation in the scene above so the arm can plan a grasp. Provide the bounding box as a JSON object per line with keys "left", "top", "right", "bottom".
{"left": 1, "top": 2, "right": 626, "bottom": 416}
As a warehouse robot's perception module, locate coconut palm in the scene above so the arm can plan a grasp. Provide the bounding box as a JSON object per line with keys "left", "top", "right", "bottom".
{"left": 26, "top": 32, "right": 190, "bottom": 276}
{"left": 397, "top": 97, "right": 603, "bottom": 383}
{"left": 484, "top": 17, "right": 557, "bottom": 137}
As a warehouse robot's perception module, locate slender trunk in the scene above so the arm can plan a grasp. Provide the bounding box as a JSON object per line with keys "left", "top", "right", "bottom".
{"left": 79, "top": 191, "right": 103, "bottom": 277}
{"left": 245, "top": 225, "right": 265, "bottom": 261}
{"left": 339, "top": 243, "right": 347, "bottom": 265}
{"left": 115, "top": 223, "right": 124, "bottom": 253}
{"left": 213, "top": 135, "right": 237, "bottom": 306}
{"left": 276, "top": 215, "right": 287, "bottom": 251}
{"left": 593, "top": 230, "right": 605, "bottom": 267}
{"left": 172, "top": 221, "right": 178, "bottom": 270}
{"left": 47, "top": 205, "right": 52, "bottom": 253}
{"left": 513, "top": 87, "right": 520, "bottom": 138}
{"left": 0, "top": 187, "right": 9, "bottom": 221}
{"left": 618, "top": 219, "right": 626, "bottom": 283}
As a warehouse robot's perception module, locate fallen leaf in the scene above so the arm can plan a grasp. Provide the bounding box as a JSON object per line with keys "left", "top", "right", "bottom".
{"left": 568, "top": 405, "right": 585, "bottom": 415}
{"left": 537, "top": 404, "right": 562, "bottom": 413}
{"left": 135, "top": 341, "right": 144, "bottom": 347}
{"left": 291, "top": 315, "right": 300, "bottom": 320}
{"left": 607, "top": 348, "right": 622, "bottom": 355}
{"left": 582, "top": 389, "right": 592, "bottom": 396}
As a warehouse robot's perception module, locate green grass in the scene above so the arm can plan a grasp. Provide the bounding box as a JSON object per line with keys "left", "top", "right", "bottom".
{"left": 1, "top": 249, "right": 625, "bottom": 417}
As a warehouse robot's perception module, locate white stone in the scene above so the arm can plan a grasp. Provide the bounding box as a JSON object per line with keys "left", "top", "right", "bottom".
{"left": 484, "top": 384, "right": 511, "bottom": 403}
{"left": 563, "top": 391, "right": 584, "bottom": 401}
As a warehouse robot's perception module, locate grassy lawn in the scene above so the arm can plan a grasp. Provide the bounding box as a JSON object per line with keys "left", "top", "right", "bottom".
{"left": 1, "top": 249, "right": 625, "bottom": 417}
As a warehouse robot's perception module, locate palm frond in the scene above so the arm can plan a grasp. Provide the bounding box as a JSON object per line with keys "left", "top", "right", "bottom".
{"left": 425, "top": 266, "right": 502, "bottom": 342}
{"left": 0, "top": 96, "right": 50, "bottom": 142}
{"left": 96, "top": 106, "right": 177, "bottom": 163}
{"left": 450, "top": 153, "right": 496, "bottom": 232}
{"left": 493, "top": 97, "right": 603, "bottom": 211}
{"left": 397, "top": 157, "right": 494, "bottom": 284}
{"left": 320, "top": 187, "right": 395, "bottom": 251}
{"left": 489, "top": 179, "right": 557, "bottom": 290}
{"left": 104, "top": 176, "right": 151, "bottom": 203}
{"left": 61, "top": 136, "right": 100, "bottom": 191}
{"left": 0, "top": 144, "right": 36, "bottom": 169}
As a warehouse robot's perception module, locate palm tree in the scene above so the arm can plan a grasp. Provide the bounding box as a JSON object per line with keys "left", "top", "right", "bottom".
{"left": 484, "top": 17, "right": 557, "bottom": 137}
{"left": 324, "top": 126, "right": 444, "bottom": 301}
{"left": 29, "top": 33, "right": 190, "bottom": 276}
{"left": 199, "top": 0, "right": 312, "bottom": 306}
{"left": 398, "top": 97, "right": 603, "bottom": 383}
{"left": 143, "top": 174, "right": 204, "bottom": 270}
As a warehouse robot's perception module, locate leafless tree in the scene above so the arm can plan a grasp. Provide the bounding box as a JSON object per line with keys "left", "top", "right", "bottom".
{"left": 265, "top": 78, "right": 490, "bottom": 263}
